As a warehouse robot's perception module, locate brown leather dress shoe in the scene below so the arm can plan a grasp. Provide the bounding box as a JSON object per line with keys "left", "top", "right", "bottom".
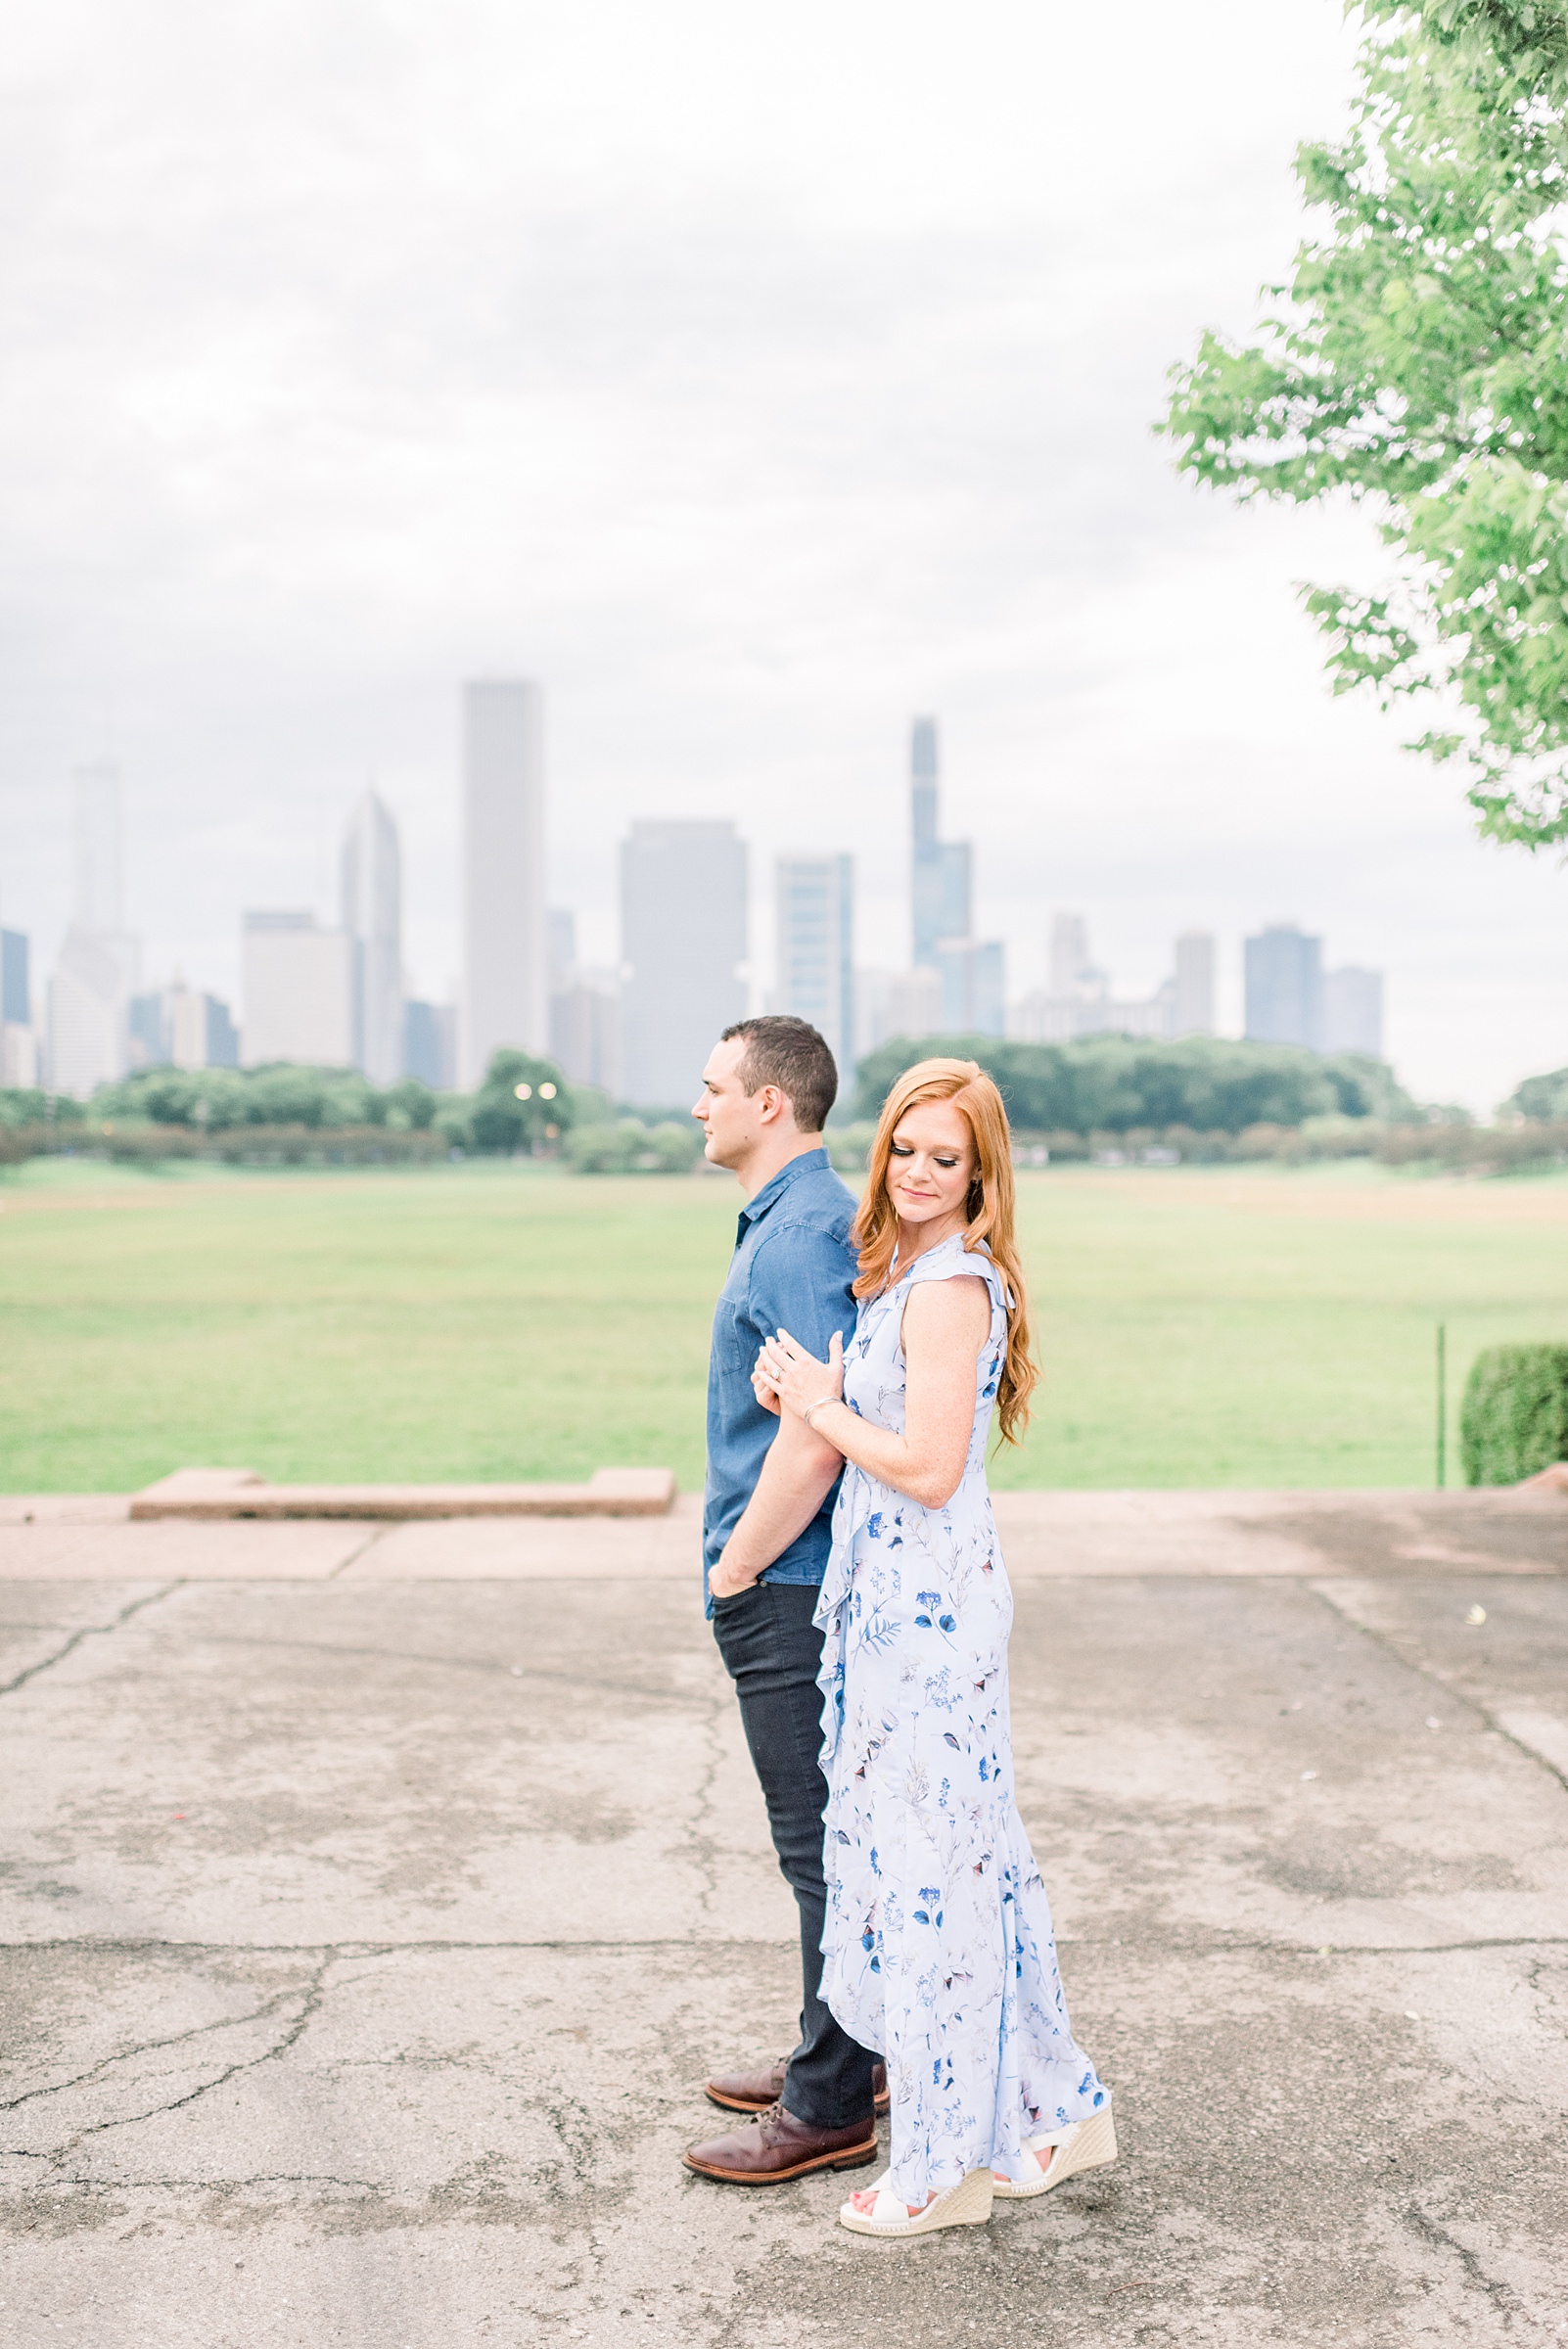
{"left": 682, "top": 2101, "right": 878, "bottom": 2185}
{"left": 706, "top": 2059, "right": 889, "bottom": 2115}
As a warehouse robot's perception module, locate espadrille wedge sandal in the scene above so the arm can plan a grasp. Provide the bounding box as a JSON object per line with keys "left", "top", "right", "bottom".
{"left": 992, "top": 2107, "right": 1117, "bottom": 2200}
{"left": 839, "top": 2165, "right": 994, "bottom": 2238}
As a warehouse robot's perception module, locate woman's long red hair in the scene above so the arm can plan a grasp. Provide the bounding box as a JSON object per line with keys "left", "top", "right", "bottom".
{"left": 850, "top": 1057, "right": 1037, "bottom": 1446}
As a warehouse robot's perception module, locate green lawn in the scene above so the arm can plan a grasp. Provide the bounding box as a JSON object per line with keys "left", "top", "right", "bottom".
{"left": 4, "top": 1155, "right": 1567, "bottom": 1492}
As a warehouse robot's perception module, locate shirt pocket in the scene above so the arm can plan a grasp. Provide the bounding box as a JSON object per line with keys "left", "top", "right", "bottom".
{"left": 715, "top": 1295, "right": 761, "bottom": 1382}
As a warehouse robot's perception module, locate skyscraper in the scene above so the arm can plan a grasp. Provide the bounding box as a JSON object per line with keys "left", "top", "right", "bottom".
{"left": 404, "top": 1000, "right": 458, "bottom": 1090}
{"left": 1244, "top": 925, "right": 1323, "bottom": 1049}
{"left": 1322, "top": 966, "right": 1384, "bottom": 1057}
{"left": 463, "top": 678, "right": 546, "bottom": 1086}
{"left": 1048, "top": 913, "right": 1100, "bottom": 1000}
{"left": 1, "top": 931, "right": 32, "bottom": 1089}
{"left": 1, "top": 930, "right": 28, "bottom": 1027}
{"left": 1173, "top": 932, "right": 1216, "bottom": 1036}
{"left": 73, "top": 763, "right": 123, "bottom": 934}
{"left": 620, "top": 819, "right": 746, "bottom": 1107}
{"left": 242, "top": 912, "right": 353, "bottom": 1067}
{"left": 46, "top": 765, "right": 140, "bottom": 1094}
{"left": 48, "top": 930, "right": 131, "bottom": 1096}
{"left": 855, "top": 966, "right": 944, "bottom": 1059}
{"left": 935, "top": 938, "right": 1006, "bottom": 1037}
{"left": 341, "top": 792, "right": 403, "bottom": 1084}
{"left": 549, "top": 973, "right": 623, "bottom": 1096}
{"left": 776, "top": 854, "right": 854, "bottom": 1064}
{"left": 127, "top": 984, "right": 240, "bottom": 1073}
{"left": 909, "top": 717, "right": 971, "bottom": 970}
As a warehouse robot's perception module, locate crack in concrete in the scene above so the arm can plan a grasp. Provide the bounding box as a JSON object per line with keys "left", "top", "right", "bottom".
{"left": 1403, "top": 2201, "right": 1529, "bottom": 2326}
{"left": 0, "top": 1585, "right": 178, "bottom": 1701}
{"left": 12, "top": 1953, "right": 336, "bottom": 2155}
{"left": 0, "top": 1976, "right": 323, "bottom": 2117}
{"left": 673, "top": 1676, "right": 730, "bottom": 1924}
{"left": 1308, "top": 1583, "right": 1568, "bottom": 1798}
{"left": 3, "top": 1932, "right": 1564, "bottom": 1958}
{"left": 324, "top": 1525, "right": 392, "bottom": 1579}
{"left": 15, "top": 2169, "right": 384, "bottom": 2194}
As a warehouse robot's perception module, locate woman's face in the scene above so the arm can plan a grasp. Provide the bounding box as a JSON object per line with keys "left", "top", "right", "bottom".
{"left": 886, "top": 1098, "right": 977, "bottom": 1228}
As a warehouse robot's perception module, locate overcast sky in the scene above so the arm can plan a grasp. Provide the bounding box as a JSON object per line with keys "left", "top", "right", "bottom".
{"left": 1, "top": 0, "right": 1563, "bottom": 1110}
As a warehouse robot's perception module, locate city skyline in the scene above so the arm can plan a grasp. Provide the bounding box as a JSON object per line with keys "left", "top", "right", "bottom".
{"left": 0, "top": 2, "right": 1561, "bottom": 1115}
{"left": 4, "top": 692, "right": 1397, "bottom": 1102}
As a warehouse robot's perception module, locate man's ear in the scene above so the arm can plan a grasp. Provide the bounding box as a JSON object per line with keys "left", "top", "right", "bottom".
{"left": 756, "top": 1083, "right": 788, "bottom": 1127}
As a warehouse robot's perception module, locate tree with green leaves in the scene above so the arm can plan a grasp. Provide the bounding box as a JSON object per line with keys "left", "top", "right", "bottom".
{"left": 469, "top": 1049, "right": 576, "bottom": 1152}
{"left": 1162, "top": 0, "right": 1568, "bottom": 845}
{"left": 851, "top": 1034, "right": 1417, "bottom": 1132}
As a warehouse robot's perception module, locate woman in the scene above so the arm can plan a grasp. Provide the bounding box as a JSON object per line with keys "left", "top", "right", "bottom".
{"left": 756, "top": 1058, "right": 1113, "bottom": 2239}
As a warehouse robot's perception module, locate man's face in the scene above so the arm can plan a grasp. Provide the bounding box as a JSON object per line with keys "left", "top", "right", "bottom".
{"left": 693, "top": 1036, "right": 763, "bottom": 1169}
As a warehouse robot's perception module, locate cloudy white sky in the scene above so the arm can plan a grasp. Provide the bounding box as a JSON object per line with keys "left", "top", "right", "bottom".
{"left": 1, "top": 0, "right": 1563, "bottom": 1110}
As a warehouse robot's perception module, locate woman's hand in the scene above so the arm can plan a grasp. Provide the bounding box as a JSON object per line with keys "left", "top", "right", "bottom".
{"left": 751, "top": 1354, "right": 782, "bottom": 1416}
{"left": 755, "top": 1327, "right": 844, "bottom": 1427}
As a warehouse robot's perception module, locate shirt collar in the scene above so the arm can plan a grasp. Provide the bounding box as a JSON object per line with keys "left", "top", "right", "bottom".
{"left": 737, "top": 1144, "right": 830, "bottom": 1232}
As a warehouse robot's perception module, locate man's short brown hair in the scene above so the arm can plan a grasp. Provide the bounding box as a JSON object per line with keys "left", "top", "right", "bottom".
{"left": 720, "top": 1016, "right": 838, "bottom": 1134}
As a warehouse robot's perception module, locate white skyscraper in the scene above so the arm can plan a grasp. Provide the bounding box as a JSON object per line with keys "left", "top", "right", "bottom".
{"left": 46, "top": 764, "right": 140, "bottom": 1094}
{"left": 1172, "top": 932, "right": 1216, "bottom": 1036}
{"left": 73, "top": 762, "right": 123, "bottom": 934}
{"left": 1322, "top": 966, "right": 1384, "bottom": 1057}
{"left": 855, "top": 965, "right": 944, "bottom": 1059}
{"left": 621, "top": 819, "right": 746, "bottom": 1107}
{"left": 48, "top": 930, "right": 130, "bottom": 1096}
{"left": 462, "top": 679, "right": 546, "bottom": 1086}
{"left": 242, "top": 913, "right": 353, "bottom": 1067}
{"left": 776, "top": 854, "right": 854, "bottom": 1064}
{"left": 341, "top": 792, "right": 403, "bottom": 1084}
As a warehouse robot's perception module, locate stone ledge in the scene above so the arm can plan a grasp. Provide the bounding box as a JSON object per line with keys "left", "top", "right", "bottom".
{"left": 125, "top": 1465, "right": 677, "bottom": 1520}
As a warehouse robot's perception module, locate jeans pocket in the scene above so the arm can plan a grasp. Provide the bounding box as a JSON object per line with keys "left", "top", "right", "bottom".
{"left": 711, "top": 1582, "right": 759, "bottom": 1616}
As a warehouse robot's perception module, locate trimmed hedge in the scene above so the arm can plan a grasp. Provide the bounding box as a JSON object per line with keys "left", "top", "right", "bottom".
{"left": 1460, "top": 1345, "right": 1568, "bottom": 1485}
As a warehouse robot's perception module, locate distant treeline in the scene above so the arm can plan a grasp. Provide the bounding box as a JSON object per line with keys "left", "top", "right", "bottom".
{"left": 0, "top": 1036, "right": 1518, "bottom": 1175}
{"left": 1502, "top": 1065, "right": 1568, "bottom": 1122}
{"left": 849, "top": 1035, "right": 1422, "bottom": 1134}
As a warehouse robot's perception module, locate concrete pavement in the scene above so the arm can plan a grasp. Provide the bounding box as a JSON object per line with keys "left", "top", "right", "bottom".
{"left": 1, "top": 1497, "right": 1566, "bottom": 2346}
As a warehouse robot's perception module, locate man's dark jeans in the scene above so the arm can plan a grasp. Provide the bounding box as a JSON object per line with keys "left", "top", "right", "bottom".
{"left": 709, "top": 1580, "right": 879, "bottom": 2134}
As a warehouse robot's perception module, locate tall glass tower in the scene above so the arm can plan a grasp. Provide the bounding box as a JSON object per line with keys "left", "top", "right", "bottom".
{"left": 341, "top": 792, "right": 403, "bottom": 1084}
{"left": 462, "top": 679, "right": 547, "bottom": 1085}
{"left": 909, "top": 717, "right": 970, "bottom": 970}
{"left": 776, "top": 853, "right": 853, "bottom": 1065}
{"left": 621, "top": 819, "right": 747, "bottom": 1106}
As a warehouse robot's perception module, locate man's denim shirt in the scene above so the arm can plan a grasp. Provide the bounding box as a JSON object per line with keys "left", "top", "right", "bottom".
{"left": 703, "top": 1147, "right": 859, "bottom": 1615}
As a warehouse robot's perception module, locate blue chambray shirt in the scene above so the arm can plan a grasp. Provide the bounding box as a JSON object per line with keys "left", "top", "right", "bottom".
{"left": 703, "top": 1146, "right": 860, "bottom": 1614}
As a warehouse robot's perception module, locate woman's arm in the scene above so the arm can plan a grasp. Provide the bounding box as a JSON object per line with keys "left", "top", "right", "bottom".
{"left": 761, "top": 1275, "right": 990, "bottom": 1510}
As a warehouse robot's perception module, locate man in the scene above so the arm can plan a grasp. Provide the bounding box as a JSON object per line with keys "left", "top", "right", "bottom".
{"left": 681, "top": 1016, "right": 885, "bottom": 2188}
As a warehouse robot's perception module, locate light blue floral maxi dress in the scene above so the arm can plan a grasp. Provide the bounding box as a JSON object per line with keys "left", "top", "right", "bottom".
{"left": 813, "top": 1233, "right": 1110, "bottom": 2204}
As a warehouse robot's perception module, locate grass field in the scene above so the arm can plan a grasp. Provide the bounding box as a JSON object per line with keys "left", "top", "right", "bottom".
{"left": 4, "top": 1155, "right": 1568, "bottom": 1492}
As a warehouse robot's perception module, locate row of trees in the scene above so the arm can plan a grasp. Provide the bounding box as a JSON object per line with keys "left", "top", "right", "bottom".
{"left": 850, "top": 1036, "right": 1423, "bottom": 1134}
{"left": 26, "top": 1036, "right": 1568, "bottom": 1159}
{"left": 10, "top": 1051, "right": 593, "bottom": 1149}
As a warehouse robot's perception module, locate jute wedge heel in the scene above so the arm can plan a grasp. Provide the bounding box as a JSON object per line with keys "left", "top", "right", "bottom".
{"left": 992, "top": 2107, "right": 1118, "bottom": 2200}
{"left": 839, "top": 2164, "right": 995, "bottom": 2239}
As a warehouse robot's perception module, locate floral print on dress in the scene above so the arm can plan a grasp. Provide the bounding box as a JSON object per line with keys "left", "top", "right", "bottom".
{"left": 813, "top": 1234, "right": 1110, "bottom": 2204}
